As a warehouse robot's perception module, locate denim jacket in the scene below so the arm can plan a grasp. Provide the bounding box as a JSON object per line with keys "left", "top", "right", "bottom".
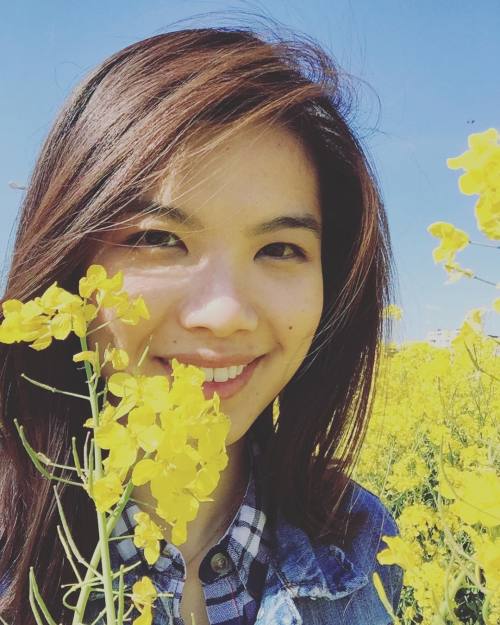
{"left": 256, "top": 482, "right": 403, "bottom": 624}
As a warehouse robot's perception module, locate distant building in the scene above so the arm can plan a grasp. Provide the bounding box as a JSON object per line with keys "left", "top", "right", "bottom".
{"left": 425, "top": 329, "right": 459, "bottom": 348}
{"left": 425, "top": 328, "right": 500, "bottom": 354}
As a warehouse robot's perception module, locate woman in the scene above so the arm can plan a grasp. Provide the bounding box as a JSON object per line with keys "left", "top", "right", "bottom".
{"left": 0, "top": 21, "right": 402, "bottom": 625}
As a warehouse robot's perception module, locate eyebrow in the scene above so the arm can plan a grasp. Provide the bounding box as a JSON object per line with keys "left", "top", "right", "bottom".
{"left": 132, "top": 201, "right": 322, "bottom": 241}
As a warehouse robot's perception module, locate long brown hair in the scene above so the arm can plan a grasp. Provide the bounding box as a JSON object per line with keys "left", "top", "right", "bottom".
{"left": 0, "top": 17, "right": 396, "bottom": 623}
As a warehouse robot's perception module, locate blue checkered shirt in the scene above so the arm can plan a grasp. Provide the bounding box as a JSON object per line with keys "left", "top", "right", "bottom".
{"left": 105, "top": 430, "right": 272, "bottom": 624}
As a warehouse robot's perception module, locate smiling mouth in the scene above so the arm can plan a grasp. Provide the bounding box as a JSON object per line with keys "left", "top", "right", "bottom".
{"left": 157, "top": 355, "right": 263, "bottom": 400}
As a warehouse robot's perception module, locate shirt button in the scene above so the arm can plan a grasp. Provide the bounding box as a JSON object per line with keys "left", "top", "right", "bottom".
{"left": 210, "top": 552, "right": 232, "bottom": 575}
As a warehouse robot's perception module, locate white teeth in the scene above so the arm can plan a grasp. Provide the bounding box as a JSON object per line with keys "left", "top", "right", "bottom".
{"left": 214, "top": 368, "right": 229, "bottom": 382}
{"left": 201, "top": 367, "right": 215, "bottom": 382}
{"left": 169, "top": 362, "right": 247, "bottom": 382}
{"left": 168, "top": 360, "right": 247, "bottom": 382}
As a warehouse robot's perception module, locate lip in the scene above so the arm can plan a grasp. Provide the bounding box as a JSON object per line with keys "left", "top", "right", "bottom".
{"left": 157, "top": 355, "right": 263, "bottom": 400}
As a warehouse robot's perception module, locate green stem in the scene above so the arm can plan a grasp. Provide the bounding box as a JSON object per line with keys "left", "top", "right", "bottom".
{"left": 117, "top": 566, "right": 125, "bottom": 623}
{"left": 83, "top": 431, "right": 91, "bottom": 474}
{"left": 88, "top": 438, "right": 94, "bottom": 495}
{"left": 136, "top": 335, "right": 153, "bottom": 370}
{"left": 108, "top": 534, "right": 135, "bottom": 541}
{"left": 89, "top": 605, "right": 108, "bottom": 625}
{"left": 482, "top": 592, "right": 491, "bottom": 623}
{"left": 79, "top": 336, "right": 116, "bottom": 625}
{"left": 38, "top": 458, "right": 80, "bottom": 472}
{"left": 469, "top": 240, "right": 500, "bottom": 249}
{"left": 20, "top": 373, "right": 90, "bottom": 401}
{"left": 86, "top": 319, "right": 115, "bottom": 337}
{"left": 472, "top": 275, "right": 498, "bottom": 287}
{"left": 13, "top": 420, "right": 83, "bottom": 488}
{"left": 71, "top": 462, "right": 137, "bottom": 623}
{"left": 444, "top": 568, "right": 468, "bottom": 624}
{"left": 463, "top": 343, "right": 500, "bottom": 383}
{"left": 53, "top": 486, "right": 102, "bottom": 580}
{"left": 28, "top": 579, "right": 44, "bottom": 625}
{"left": 71, "top": 436, "right": 84, "bottom": 481}
{"left": 29, "top": 568, "right": 57, "bottom": 625}
{"left": 57, "top": 525, "right": 82, "bottom": 585}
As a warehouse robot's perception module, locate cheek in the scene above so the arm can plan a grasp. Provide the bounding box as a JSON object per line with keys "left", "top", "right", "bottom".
{"left": 273, "top": 276, "right": 323, "bottom": 376}
{"left": 274, "top": 273, "right": 323, "bottom": 337}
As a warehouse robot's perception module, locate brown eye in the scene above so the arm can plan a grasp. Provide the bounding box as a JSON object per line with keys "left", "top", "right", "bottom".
{"left": 125, "top": 230, "right": 183, "bottom": 249}
{"left": 259, "top": 242, "right": 307, "bottom": 260}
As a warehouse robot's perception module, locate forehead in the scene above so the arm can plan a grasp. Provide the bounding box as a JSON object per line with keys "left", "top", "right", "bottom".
{"left": 146, "top": 121, "right": 322, "bottom": 227}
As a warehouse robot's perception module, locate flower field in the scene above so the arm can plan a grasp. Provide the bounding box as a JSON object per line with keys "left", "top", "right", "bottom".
{"left": 356, "top": 329, "right": 499, "bottom": 624}
{"left": 354, "top": 128, "right": 500, "bottom": 625}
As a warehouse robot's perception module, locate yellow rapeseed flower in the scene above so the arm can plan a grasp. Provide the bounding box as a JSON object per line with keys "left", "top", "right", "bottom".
{"left": 447, "top": 128, "right": 500, "bottom": 195}
{"left": 443, "top": 261, "right": 475, "bottom": 283}
{"left": 383, "top": 304, "right": 403, "bottom": 320}
{"left": 155, "top": 490, "right": 201, "bottom": 545}
{"left": 103, "top": 346, "right": 130, "bottom": 370}
{"left": 163, "top": 358, "right": 207, "bottom": 412}
{"left": 95, "top": 422, "right": 137, "bottom": 470}
{"left": 448, "top": 469, "right": 500, "bottom": 528}
{"left": 95, "top": 404, "right": 164, "bottom": 470}
{"left": 79, "top": 263, "right": 150, "bottom": 324}
{"left": 127, "top": 405, "right": 164, "bottom": 453}
{"left": 356, "top": 328, "right": 500, "bottom": 622}
{"left": 133, "top": 511, "right": 164, "bottom": 565}
{"left": 78, "top": 264, "right": 123, "bottom": 300}
{"left": 473, "top": 536, "right": 500, "bottom": 590}
{"left": 427, "top": 221, "right": 470, "bottom": 264}
{"left": 108, "top": 372, "right": 170, "bottom": 419}
{"left": 138, "top": 452, "right": 214, "bottom": 546}
{"left": 114, "top": 294, "right": 150, "bottom": 325}
{"left": 73, "top": 350, "right": 99, "bottom": 368}
{"left": 0, "top": 281, "right": 97, "bottom": 350}
{"left": 128, "top": 360, "right": 230, "bottom": 546}
{"left": 131, "top": 576, "right": 157, "bottom": 625}
{"left": 475, "top": 188, "right": 500, "bottom": 240}
{"left": 452, "top": 307, "right": 486, "bottom": 348}
{"left": 133, "top": 606, "right": 153, "bottom": 625}
{"left": 377, "top": 534, "right": 421, "bottom": 573}
{"left": 372, "top": 572, "right": 400, "bottom": 624}
{"left": 83, "top": 402, "right": 117, "bottom": 429}
{"left": 50, "top": 292, "right": 97, "bottom": 340}
{"left": 0, "top": 303, "right": 51, "bottom": 349}
{"left": 90, "top": 471, "right": 124, "bottom": 513}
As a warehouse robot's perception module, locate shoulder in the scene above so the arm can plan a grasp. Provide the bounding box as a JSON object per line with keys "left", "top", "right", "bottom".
{"left": 319, "top": 477, "right": 404, "bottom": 617}
{"left": 339, "top": 478, "right": 400, "bottom": 545}
{"left": 270, "top": 478, "right": 404, "bottom": 623}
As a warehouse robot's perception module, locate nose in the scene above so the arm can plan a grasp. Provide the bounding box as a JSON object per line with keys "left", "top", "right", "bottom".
{"left": 178, "top": 258, "right": 259, "bottom": 337}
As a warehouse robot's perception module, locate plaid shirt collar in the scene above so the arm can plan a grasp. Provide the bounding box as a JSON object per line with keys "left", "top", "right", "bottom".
{"left": 109, "top": 427, "right": 271, "bottom": 599}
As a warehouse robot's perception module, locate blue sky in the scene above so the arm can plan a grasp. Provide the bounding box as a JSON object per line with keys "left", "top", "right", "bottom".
{"left": 1, "top": 0, "right": 499, "bottom": 342}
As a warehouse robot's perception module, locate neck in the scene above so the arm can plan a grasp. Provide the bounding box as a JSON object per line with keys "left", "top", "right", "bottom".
{"left": 131, "top": 434, "right": 250, "bottom": 568}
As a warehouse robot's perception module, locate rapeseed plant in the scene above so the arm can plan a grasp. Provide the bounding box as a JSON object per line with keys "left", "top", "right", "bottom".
{"left": 366, "top": 128, "right": 500, "bottom": 624}
{"left": 0, "top": 264, "right": 229, "bottom": 625}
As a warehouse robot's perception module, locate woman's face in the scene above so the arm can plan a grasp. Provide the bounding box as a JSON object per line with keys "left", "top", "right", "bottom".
{"left": 88, "top": 121, "right": 324, "bottom": 446}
